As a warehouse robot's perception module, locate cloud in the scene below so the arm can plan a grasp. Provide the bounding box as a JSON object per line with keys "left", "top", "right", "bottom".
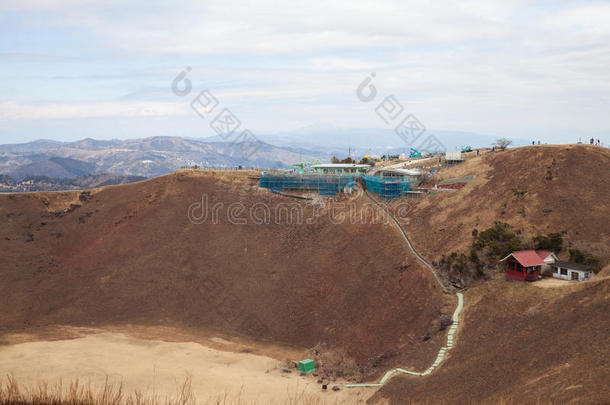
{"left": 1, "top": 0, "right": 609, "bottom": 142}
{"left": 0, "top": 100, "right": 188, "bottom": 120}
{"left": 545, "top": 3, "right": 610, "bottom": 37}
{"left": 2, "top": 0, "right": 518, "bottom": 55}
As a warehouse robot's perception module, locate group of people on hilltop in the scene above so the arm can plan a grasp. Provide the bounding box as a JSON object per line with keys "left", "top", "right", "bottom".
{"left": 533, "top": 138, "right": 603, "bottom": 146}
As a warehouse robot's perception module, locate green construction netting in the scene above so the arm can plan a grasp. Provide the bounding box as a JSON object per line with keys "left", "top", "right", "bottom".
{"left": 259, "top": 173, "right": 411, "bottom": 199}
{"left": 361, "top": 175, "right": 411, "bottom": 199}
{"left": 259, "top": 173, "right": 356, "bottom": 195}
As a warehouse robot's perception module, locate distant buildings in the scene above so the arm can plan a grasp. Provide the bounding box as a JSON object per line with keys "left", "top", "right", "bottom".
{"left": 374, "top": 168, "right": 424, "bottom": 187}
{"left": 549, "top": 261, "right": 595, "bottom": 281}
{"left": 445, "top": 151, "right": 464, "bottom": 163}
{"left": 500, "top": 250, "right": 558, "bottom": 281}
{"left": 501, "top": 250, "right": 594, "bottom": 282}
{"left": 311, "top": 164, "right": 370, "bottom": 174}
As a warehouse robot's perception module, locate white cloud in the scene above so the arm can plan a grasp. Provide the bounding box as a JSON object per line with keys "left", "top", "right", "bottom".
{"left": 545, "top": 3, "right": 610, "bottom": 37}
{"left": 0, "top": 101, "right": 188, "bottom": 120}
{"left": 3, "top": 0, "right": 518, "bottom": 55}
{"left": 1, "top": 0, "right": 609, "bottom": 141}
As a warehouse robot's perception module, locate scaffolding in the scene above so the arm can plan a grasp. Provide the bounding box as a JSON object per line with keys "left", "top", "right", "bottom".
{"left": 259, "top": 172, "right": 411, "bottom": 199}
{"left": 361, "top": 175, "right": 411, "bottom": 199}
{"left": 259, "top": 172, "right": 356, "bottom": 196}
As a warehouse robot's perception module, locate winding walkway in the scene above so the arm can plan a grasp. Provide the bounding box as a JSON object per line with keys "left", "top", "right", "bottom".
{"left": 344, "top": 191, "right": 464, "bottom": 388}
{"left": 363, "top": 191, "right": 449, "bottom": 293}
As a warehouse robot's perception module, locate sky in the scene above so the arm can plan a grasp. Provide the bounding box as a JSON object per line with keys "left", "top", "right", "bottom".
{"left": 1, "top": 0, "right": 609, "bottom": 145}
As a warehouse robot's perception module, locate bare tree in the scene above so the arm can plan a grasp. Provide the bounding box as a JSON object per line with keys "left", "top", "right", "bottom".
{"left": 494, "top": 138, "right": 512, "bottom": 151}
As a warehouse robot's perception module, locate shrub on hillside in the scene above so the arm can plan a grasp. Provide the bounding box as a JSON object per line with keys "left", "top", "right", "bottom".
{"left": 438, "top": 222, "right": 523, "bottom": 286}
{"left": 331, "top": 156, "right": 354, "bottom": 164}
{"left": 79, "top": 190, "right": 92, "bottom": 202}
{"left": 569, "top": 248, "right": 603, "bottom": 273}
{"left": 532, "top": 232, "right": 563, "bottom": 252}
{"left": 472, "top": 221, "right": 523, "bottom": 258}
{"left": 439, "top": 223, "right": 603, "bottom": 286}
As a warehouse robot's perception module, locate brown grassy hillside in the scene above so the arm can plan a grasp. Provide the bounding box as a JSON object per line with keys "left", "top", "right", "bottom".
{"left": 1, "top": 145, "right": 608, "bottom": 403}
{"left": 0, "top": 170, "right": 452, "bottom": 381}
{"left": 371, "top": 144, "right": 610, "bottom": 404}
{"left": 400, "top": 145, "right": 610, "bottom": 275}
{"left": 372, "top": 272, "right": 610, "bottom": 404}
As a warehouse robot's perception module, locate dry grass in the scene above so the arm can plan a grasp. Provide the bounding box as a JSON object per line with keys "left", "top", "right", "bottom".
{"left": 307, "top": 344, "right": 361, "bottom": 382}
{"left": 404, "top": 144, "right": 610, "bottom": 265}
{"left": 407, "top": 398, "right": 551, "bottom": 405}
{"left": 0, "top": 169, "right": 448, "bottom": 381}
{"left": 0, "top": 375, "right": 337, "bottom": 405}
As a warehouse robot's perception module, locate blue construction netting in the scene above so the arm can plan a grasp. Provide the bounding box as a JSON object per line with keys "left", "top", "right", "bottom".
{"left": 260, "top": 173, "right": 356, "bottom": 196}
{"left": 361, "top": 175, "right": 411, "bottom": 199}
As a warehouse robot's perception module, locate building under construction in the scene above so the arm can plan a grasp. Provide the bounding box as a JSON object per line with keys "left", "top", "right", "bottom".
{"left": 259, "top": 172, "right": 411, "bottom": 199}
{"left": 259, "top": 172, "right": 356, "bottom": 195}
{"left": 359, "top": 175, "right": 412, "bottom": 199}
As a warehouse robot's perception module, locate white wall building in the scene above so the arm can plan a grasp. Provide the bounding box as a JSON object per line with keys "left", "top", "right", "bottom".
{"left": 445, "top": 151, "right": 463, "bottom": 161}
{"left": 550, "top": 261, "right": 595, "bottom": 281}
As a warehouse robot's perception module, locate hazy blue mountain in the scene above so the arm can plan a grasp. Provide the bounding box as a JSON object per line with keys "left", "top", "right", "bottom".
{"left": 0, "top": 173, "right": 147, "bottom": 192}
{"left": 0, "top": 136, "right": 327, "bottom": 178}
{"left": 0, "top": 128, "right": 531, "bottom": 182}
{"left": 0, "top": 139, "right": 64, "bottom": 154}
{"left": 251, "top": 126, "right": 530, "bottom": 155}
{"left": 9, "top": 157, "right": 96, "bottom": 180}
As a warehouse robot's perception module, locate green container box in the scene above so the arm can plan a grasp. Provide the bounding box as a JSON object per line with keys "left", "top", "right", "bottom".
{"left": 298, "top": 359, "right": 315, "bottom": 373}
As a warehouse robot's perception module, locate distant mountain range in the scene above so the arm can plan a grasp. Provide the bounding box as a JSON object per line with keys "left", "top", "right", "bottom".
{"left": 0, "top": 136, "right": 327, "bottom": 180}
{"left": 0, "top": 129, "right": 528, "bottom": 185}
{"left": 254, "top": 126, "right": 530, "bottom": 155}
{"left": 9, "top": 157, "right": 95, "bottom": 181}
{"left": 202, "top": 126, "right": 529, "bottom": 156}
{"left": 0, "top": 173, "right": 147, "bottom": 193}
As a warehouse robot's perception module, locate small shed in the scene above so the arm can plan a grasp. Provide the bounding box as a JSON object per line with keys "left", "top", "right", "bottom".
{"left": 550, "top": 261, "right": 594, "bottom": 281}
{"left": 445, "top": 151, "right": 463, "bottom": 163}
{"left": 298, "top": 359, "right": 315, "bottom": 373}
{"left": 500, "top": 250, "right": 558, "bottom": 281}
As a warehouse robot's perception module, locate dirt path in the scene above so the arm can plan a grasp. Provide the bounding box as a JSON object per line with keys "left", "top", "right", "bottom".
{"left": 0, "top": 332, "right": 367, "bottom": 404}
{"left": 533, "top": 277, "right": 577, "bottom": 288}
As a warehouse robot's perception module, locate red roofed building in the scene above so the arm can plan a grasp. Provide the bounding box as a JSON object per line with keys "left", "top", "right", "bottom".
{"left": 500, "top": 250, "right": 558, "bottom": 281}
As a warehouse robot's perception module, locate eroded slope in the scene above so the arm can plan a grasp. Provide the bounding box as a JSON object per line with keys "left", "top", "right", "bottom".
{"left": 0, "top": 170, "right": 451, "bottom": 380}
